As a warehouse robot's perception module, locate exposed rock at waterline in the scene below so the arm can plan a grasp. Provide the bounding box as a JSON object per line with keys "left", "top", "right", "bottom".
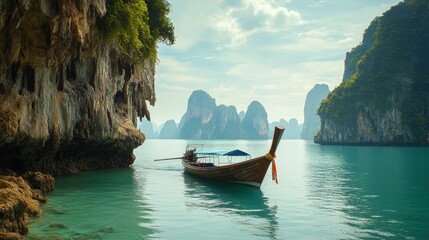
{"left": 0, "top": 172, "right": 54, "bottom": 238}
{"left": 22, "top": 171, "right": 54, "bottom": 193}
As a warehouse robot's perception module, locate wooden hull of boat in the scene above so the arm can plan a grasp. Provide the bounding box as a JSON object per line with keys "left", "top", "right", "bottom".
{"left": 182, "top": 156, "right": 271, "bottom": 188}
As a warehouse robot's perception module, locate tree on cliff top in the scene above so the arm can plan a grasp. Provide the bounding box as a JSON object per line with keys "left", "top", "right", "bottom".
{"left": 97, "top": 0, "right": 175, "bottom": 61}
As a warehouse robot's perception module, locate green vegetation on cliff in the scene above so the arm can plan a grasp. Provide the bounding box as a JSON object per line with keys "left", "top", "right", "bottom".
{"left": 97, "top": 0, "right": 175, "bottom": 61}
{"left": 318, "top": 0, "right": 429, "bottom": 142}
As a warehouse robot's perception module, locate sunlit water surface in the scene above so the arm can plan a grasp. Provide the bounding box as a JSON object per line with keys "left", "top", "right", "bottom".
{"left": 28, "top": 140, "right": 429, "bottom": 239}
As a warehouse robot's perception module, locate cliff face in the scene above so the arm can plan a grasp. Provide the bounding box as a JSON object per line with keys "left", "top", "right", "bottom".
{"left": 317, "top": 107, "right": 407, "bottom": 144}
{"left": 341, "top": 21, "right": 378, "bottom": 84}
{"left": 269, "top": 118, "right": 302, "bottom": 139}
{"left": 283, "top": 118, "right": 302, "bottom": 139}
{"left": 178, "top": 90, "right": 217, "bottom": 139}
{"left": 0, "top": 0, "right": 156, "bottom": 174}
{"left": 159, "top": 120, "right": 178, "bottom": 139}
{"left": 301, "top": 84, "right": 330, "bottom": 140}
{"left": 242, "top": 101, "right": 269, "bottom": 139}
{"left": 316, "top": 0, "right": 429, "bottom": 146}
{"left": 139, "top": 120, "right": 158, "bottom": 139}
{"left": 213, "top": 105, "right": 243, "bottom": 139}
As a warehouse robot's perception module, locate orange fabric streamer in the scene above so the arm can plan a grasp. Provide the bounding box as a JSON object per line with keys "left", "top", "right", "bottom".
{"left": 272, "top": 160, "right": 278, "bottom": 184}
{"left": 265, "top": 153, "right": 278, "bottom": 184}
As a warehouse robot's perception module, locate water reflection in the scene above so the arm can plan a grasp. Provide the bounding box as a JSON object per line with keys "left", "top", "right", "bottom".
{"left": 304, "top": 144, "right": 429, "bottom": 239}
{"left": 131, "top": 166, "right": 160, "bottom": 239}
{"left": 182, "top": 172, "right": 279, "bottom": 239}
{"left": 28, "top": 168, "right": 158, "bottom": 239}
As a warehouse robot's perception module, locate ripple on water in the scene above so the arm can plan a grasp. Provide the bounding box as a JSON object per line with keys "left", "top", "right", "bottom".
{"left": 27, "top": 140, "right": 429, "bottom": 239}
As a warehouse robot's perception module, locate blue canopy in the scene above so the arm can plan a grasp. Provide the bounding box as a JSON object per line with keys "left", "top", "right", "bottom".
{"left": 195, "top": 149, "right": 250, "bottom": 156}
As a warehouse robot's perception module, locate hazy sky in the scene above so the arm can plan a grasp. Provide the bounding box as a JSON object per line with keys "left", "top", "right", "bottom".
{"left": 147, "top": 0, "right": 402, "bottom": 125}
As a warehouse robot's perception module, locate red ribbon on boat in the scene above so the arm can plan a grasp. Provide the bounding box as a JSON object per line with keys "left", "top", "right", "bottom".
{"left": 265, "top": 153, "right": 278, "bottom": 184}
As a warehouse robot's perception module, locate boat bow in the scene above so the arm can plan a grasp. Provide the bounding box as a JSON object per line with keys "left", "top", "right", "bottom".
{"left": 266, "top": 126, "right": 285, "bottom": 184}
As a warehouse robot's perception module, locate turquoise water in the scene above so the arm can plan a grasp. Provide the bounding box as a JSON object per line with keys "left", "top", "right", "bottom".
{"left": 28, "top": 140, "right": 429, "bottom": 239}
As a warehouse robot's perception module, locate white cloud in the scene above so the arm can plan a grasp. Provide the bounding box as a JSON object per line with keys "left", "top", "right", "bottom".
{"left": 211, "top": 0, "right": 305, "bottom": 47}
{"left": 212, "top": 13, "right": 249, "bottom": 46}
{"left": 249, "top": 0, "right": 303, "bottom": 28}
{"left": 275, "top": 28, "right": 357, "bottom": 54}
{"left": 297, "top": 29, "right": 331, "bottom": 39}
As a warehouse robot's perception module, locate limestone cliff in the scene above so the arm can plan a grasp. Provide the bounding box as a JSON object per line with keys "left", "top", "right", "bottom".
{"left": 178, "top": 90, "right": 217, "bottom": 139}
{"left": 283, "top": 118, "right": 302, "bottom": 139}
{"left": 139, "top": 120, "right": 159, "bottom": 139}
{"left": 0, "top": 172, "right": 54, "bottom": 238}
{"left": 159, "top": 119, "right": 178, "bottom": 139}
{"left": 213, "top": 104, "right": 243, "bottom": 139}
{"left": 269, "top": 118, "right": 302, "bottom": 139}
{"left": 242, "top": 101, "right": 269, "bottom": 139}
{"left": 316, "top": 0, "right": 429, "bottom": 145}
{"left": 301, "top": 84, "right": 330, "bottom": 140}
{"left": 0, "top": 0, "right": 162, "bottom": 174}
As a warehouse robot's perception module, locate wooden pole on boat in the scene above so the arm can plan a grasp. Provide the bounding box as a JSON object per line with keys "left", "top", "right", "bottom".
{"left": 269, "top": 126, "right": 285, "bottom": 156}
{"left": 154, "top": 156, "right": 211, "bottom": 161}
{"left": 154, "top": 157, "right": 183, "bottom": 161}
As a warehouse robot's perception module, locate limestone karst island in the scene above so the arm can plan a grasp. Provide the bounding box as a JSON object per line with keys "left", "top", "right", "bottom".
{"left": 1, "top": 0, "right": 429, "bottom": 239}
{"left": 315, "top": 0, "right": 429, "bottom": 146}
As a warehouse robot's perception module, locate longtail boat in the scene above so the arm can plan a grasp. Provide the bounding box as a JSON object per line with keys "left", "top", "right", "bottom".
{"left": 181, "top": 126, "right": 284, "bottom": 188}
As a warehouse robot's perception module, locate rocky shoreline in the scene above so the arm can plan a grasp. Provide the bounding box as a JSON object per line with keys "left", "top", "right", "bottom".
{"left": 0, "top": 171, "right": 54, "bottom": 240}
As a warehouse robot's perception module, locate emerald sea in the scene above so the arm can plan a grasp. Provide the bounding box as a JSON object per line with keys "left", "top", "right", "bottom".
{"left": 28, "top": 140, "right": 429, "bottom": 239}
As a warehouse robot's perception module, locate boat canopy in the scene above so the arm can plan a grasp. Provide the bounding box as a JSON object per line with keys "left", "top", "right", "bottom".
{"left": 195, "top": 149, "right": 250, "bottom": 156}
